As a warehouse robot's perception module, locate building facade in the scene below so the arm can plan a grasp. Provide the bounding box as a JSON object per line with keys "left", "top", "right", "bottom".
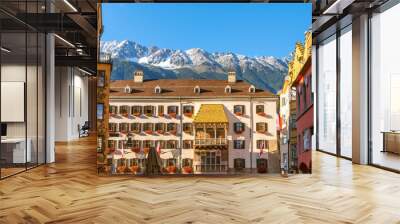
{"left": 293, "top": 31, "right": 312, "bottom": 173}
{"left": 103, "top": 71, "right": 280, "bottom": 175}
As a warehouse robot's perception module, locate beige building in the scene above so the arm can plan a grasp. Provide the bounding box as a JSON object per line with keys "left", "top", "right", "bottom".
{"left": 106, "top": 71, "right": 280, "bottom": 174}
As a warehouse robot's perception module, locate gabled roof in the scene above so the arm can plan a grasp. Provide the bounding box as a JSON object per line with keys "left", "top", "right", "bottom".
{"left": 109, "top": 79, "right": 277, "bottom": 98}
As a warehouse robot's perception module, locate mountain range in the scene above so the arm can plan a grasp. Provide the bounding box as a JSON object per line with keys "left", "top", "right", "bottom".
{"left": 100, "top": 40, "right": 289, "bottom": 93}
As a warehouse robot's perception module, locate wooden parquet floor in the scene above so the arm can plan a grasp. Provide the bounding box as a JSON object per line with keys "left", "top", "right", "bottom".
{"left": 1, "top": 135, "right": 400, "bottom": 224}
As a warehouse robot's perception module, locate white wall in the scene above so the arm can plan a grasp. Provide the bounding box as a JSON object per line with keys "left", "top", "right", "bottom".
{"left": 54, "top": 67, "right": 89, "bottom": 141}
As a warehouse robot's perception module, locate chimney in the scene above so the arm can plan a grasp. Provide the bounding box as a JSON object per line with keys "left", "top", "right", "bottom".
{"left": 133, "top": 70, "right": 144, "bottom": 83}
{"left": 227, "top": 71, "right": 236, "bottom": 83}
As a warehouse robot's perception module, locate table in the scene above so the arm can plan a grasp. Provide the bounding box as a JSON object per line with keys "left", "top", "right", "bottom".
{"left": 1, "top": 138, "right": 32, "bottom": 164}
{"left": 382, "top": 131, "right": 400, "bottom": 154}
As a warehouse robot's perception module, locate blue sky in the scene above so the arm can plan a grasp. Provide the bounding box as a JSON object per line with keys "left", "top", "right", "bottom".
{"left": 102, "top": 3, "right": 311, "bottom": 58}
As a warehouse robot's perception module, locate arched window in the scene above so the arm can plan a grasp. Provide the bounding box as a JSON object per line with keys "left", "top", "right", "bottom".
{"left": 154, "top": 85, "right": 162, "bottom": 94}
{"left": 225, "top": 85, "right": 231, "bottom": 93}
{"left": 194, "top": 85, "right": 201, "bottom": 94}
{"left": 124, "top": 85, "right": 131, "bottom": 93}
{"left": 249, "top": 85, "right": 255, "bottom": 93}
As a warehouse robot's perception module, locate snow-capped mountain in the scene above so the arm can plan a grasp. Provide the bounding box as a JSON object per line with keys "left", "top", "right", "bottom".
{"left": 100, "top": 40, "right": 289, "bottom": 93}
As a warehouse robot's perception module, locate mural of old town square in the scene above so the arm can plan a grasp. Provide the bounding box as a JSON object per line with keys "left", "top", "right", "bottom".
{"left": 97, "top": 3, "right": 312, "bottom": 175}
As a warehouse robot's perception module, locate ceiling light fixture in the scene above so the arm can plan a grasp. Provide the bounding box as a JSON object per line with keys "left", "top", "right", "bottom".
{"left": 1, "top": 47, "right": 11, "bottom": 53}
{"left": 63, "top": 0, "right": 78, "bottom": 12}
{"left": 54, "top": 34, "right": 75, "bottom": 48}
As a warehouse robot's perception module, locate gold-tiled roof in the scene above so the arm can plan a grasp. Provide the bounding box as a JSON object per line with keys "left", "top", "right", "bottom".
{"left": 193, "top": 104, "right": 228, "bottom": 123}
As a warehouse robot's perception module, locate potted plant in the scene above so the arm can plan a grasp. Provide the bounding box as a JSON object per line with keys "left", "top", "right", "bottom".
{"left": 143, "top": 147, "right": 150, "bottom": 154}
{"left": 117, "top": 164, "right": 126, "bottom": 173}
{"left": 158, "top": 112, "right": 164, "bottom": 117}
{"left": 108, "top": 148, "right": 115, "bottom": 153}
{"left": 166, "top": 165, "right": 177, "bottom": 174}
{"left": 145, "top": 130, "right": 153, "bottom": 135}
{"left": 183, "top": 166, "right": 193, "bottom": 174}
{"left": 130, "top": 165, "right": 140, "bottom": 173}
{"left": 235, "top": 111, "right": 243, "bottom": 116}
{"left": 122, "top": 112, "right": 129, "bottom": 118}
{"left": 133, "top": 112, "right": 141, "bottom": 117}
{"left": 169, "top": 130, "right": 177, "bottom": 135}
{"left": 156, "top": 130, "right": 164, "bottom": 134}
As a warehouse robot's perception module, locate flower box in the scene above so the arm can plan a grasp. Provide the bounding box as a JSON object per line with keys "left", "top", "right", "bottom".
{"left": 158, "top": 113, "right": 164, "bottom": 117}
{"left": 184, "top": 112, "right": 193, "bottom": 118}
{"left": 122, "top": 113, "right": 129, "bottom": 118}
{"left": 235, "top": 112, "right": 243, "bottom": 116}
{"left": 145, "top": 130, "right": 153, "bottom": 135}
{"left": 108, "top": 148, "right": 115, "bottom": 153}
{"left": 166, "top": 166, "right": 177, "bottom": 174}
{"left": 156, "top": 130, "right": 164, "bottom": 134}
{"left": 169, "top": 130, "right": 177, "bottom": 135}
{"left": 130, "top": 165, "right": 140, "bottom": 173}
{"left": 183, "top": 166, "right": 193, "bottom": 174}
{"left": 117, "top": 165, "right": 126, "bottom": 173}
{"left": 168, "top": 112, "right": 177, "bottom": 118}
{"left": 132, "top": 148, "right": 140, "bottom": 153}
{"left": 133, "top": 112, "right": 141, "bottom": 117}
{"left": 257, "top": 112, "right": 266, "bottom": 116}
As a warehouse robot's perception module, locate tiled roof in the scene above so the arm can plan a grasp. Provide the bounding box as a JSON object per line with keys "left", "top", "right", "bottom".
{"left": 109, "top": 79, "right": 276, "bottom": 98}
{"left": 193, "top": 104, "right": 228, "bottom": 123}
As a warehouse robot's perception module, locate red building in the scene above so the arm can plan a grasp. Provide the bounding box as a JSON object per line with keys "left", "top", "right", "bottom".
{"left": 293, "top": 56, "right": 312, "bottom": 173}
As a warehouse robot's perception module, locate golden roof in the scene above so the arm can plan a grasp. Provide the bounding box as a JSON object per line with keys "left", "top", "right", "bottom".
{"left": 193, "top": 104, "right": 228, "bottom": 123}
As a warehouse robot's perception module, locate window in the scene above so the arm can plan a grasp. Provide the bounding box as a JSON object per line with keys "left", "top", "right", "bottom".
{"left": 183, "top": 105, "right": 194, "bottom": 117}
{"left": 256, "top": 122, "right": 268, "bottom": 133}
{"left": 143, "top": 140, "right": 154, "bottom": 149}
{"left": 225, "top": 85, "right": 231, "bottom": 93}
{"left": 303, "top": 129, "right": 312, "bottom": 151}
{"left": 182, "top": 158, "right": 193, "bottom": 167}
{"left": 256, "top": 140, "right": 268, "bottom": 149}
{"left": 249, "top": 85, "right": 256, "bottom": 93}
{"left": 166, "top": 140, "right": 178, "bottom": 149}
{"left": 234, "top": 158, "right": 245, "bottom": 170}
{"left": 318, "top": 34, "right": 337, "bottom": 154}
{"left": 143, "top": 106, "right": 155, "bottom": 116}
{"left": 131, "top": 106, "right": 142, "bottom": 116}
{"left": 124, "top": 85, "right": 131, "bottom": 93}
{"left": 194, "top": 85, "right": 201, "bottom": 94}
{"left": 154, "top": 85, "right": 162, "bottom": 94}
{"left": 143, "top": 123, "right": 154, "bottom": 134}
{"left": 234, "top": 105, "right": 245, "bottom": 116}
{"left": 108, "top": 140, "right": 116, "bottom": 150}
{"left": 109, "top": 123, "right": 118, "bottom": 132}
{"left": 109, "top": 105, "right": 118, "bottom": 115}
{"left": 119, "top": 105, "right": 130, "bottom": 116}
{"left": 183, "top": 123, "right": 193, "bottom": 134}
{"left": 158, "top": 105, "right": 164, "bottom": 116}
{"left": 119, "top": 123, "right": 129, "bottom": 133}
{"left": 155, "top": 123, "right": 165, "bottom": 134}
{"left": 167, "top": 123, "right": 177, "bottom": 134}
{"left": 130, "top": 123, "right": 141, "bottom": 133}
{"left": 154, "top": 140, "right": 166, "bottom": 149}
{"left": 233, "top": 140, "right": 245, "bottom": 149}
{"left": 198, "top": 151, "right": 224, "bottom": 172}
{"left": 98, "top": 70, "right": 105, "bottom": 87}
{"left": 183, "top": 140, "right": 193, "bottom": 149}
{"left": 233, "top": 122, "right": 245, "bottom": 134}
{"left": 167, "top": 106, "right": 179, "bottom": 117}
{"left": 256, "top": 105, "right": 265, "bottom": 116}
